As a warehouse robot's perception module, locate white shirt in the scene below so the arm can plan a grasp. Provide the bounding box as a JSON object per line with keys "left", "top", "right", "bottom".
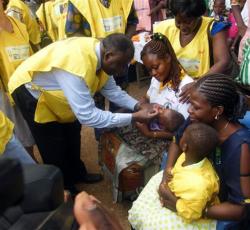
{"left": 25, "top": 44, "right": 138, "bottom": 128}
{"left": 147, "top": 74, "right": 193, "bottom": 119}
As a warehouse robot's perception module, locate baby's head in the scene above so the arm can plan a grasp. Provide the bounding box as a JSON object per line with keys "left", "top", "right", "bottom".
{"left": 180, "top": 123, "right": 218, "bottom": 161}
{"left": 213, "top": 0, "right": 226, "bottom": 16}
{"left": 158, "top": 108, "right": 185, "bottom": 133}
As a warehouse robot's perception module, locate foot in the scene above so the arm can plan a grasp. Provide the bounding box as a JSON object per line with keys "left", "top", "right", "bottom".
{"left": 77, "top": 173, "right": 103, "bottom": 184}
{"left": 74, "top": 192, "right": 123, "bottom": 230}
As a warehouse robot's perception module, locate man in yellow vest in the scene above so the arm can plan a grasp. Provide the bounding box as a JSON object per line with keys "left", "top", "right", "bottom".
{"left": 8, "top": 33, "right": 158, "bottom": 194}
{"left": 65, "top": 0, "right": 138, "bottom": 140}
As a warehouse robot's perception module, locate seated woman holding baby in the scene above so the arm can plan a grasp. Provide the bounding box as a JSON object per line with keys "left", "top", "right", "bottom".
{"left": 116, "top": 33, "right": 193, "bottom": 166}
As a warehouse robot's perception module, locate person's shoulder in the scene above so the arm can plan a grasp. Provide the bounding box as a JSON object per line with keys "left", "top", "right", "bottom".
{"left": 149, "top": 77, "right": 160, "bottom": 87}
{"left": 154, "top": 19, "right": 175, "bottom": 33}
{"left": 179, "top": 74, "right": 194, "bottom": 88}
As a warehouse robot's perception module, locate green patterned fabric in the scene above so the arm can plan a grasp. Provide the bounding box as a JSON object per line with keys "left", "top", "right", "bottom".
{"left": 238, "top": 39, "right": 250, "bottom": 86}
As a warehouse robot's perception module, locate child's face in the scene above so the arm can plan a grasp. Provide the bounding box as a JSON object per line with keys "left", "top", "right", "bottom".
{"left": 158, "top": 108, "right": 171, "bottom": 129}
{"left": 213, "top": 0, "right": 226, "bottom": 15}
{"left": 142, "top": 53, "right": 171, "bottom": 83}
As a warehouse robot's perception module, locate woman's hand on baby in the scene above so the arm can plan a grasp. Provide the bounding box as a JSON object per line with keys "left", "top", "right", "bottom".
{"left": 179, "top": 82, "right": 195, "bottom": 103}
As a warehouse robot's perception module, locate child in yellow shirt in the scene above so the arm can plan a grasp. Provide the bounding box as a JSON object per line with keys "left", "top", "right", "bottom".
{"left": 129, "top": 122, "right": 220, "bottom": 229}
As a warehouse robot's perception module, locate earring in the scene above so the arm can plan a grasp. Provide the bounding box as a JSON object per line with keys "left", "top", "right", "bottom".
{"left": 215, "top": 114, "right": 219, "bottom": 120}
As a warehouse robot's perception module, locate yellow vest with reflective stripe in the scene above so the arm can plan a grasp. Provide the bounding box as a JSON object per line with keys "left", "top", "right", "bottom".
{"left": 70, "top": 0, "right": 133, "bottom": 38}
{"left": 154, "top": 17, "right": 213, "bottom": 79}
{"left": 8, "top": 37, "right": 109, "bottom": 123}
{"left": 0, "top": 111, "right": 14, "bottom": 154}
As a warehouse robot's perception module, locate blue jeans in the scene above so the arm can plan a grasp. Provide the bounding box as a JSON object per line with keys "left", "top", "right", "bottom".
{"left": 2, "top": 134, "right": 35, "bottom": 164}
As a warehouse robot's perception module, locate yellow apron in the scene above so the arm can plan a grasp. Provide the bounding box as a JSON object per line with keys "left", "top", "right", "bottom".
{"left": 8, "top": 37, "right": 109, "bottom": 123}
{"left": 7, "top": 0, "right": 41, "bottom": 44}
{"left": 36, "top": 1, "right": 59, "bottom": 42}
{"left": 70, "top": 0, "right": 133, "bottom": 38}
{"left": 154, "top": 16, "right": 213, "bottom": 78}
{"left": 52, "top": 0, "right": 68, "bottom": 40}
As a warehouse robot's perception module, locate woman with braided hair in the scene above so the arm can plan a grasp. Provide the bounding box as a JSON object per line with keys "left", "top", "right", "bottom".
{"left": 115, "top": 33, "right": 192, "bottom": 171}
{"left": 134, "top": 33, "right": 193, "bottom": 140}
{"left": 128, "top": 74, "right": 250, "bottom": 229}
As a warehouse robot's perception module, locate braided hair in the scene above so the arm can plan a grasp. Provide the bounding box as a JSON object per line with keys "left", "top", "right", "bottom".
{"left": 194, "top": 74, "right": 248, "bottom": 121}
{"left": 141, "top": 33, "right": 182, "bottom": 90}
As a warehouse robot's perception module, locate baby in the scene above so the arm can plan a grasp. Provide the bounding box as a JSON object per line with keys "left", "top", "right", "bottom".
{"left": 136, "top": 107, "right": 185, "bottom": 139}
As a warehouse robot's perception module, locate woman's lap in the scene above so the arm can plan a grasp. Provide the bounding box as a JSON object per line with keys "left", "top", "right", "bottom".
{"left": 128, "top": 171, "right": 216, "bottom": 230}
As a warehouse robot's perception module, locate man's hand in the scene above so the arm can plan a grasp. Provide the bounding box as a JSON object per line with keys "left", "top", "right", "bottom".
{"left": 132, "top": 107, "right": 158, "bottom": 123}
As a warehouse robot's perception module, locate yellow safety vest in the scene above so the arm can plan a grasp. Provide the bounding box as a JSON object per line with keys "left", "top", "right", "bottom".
{"left": 8, "top": 37, "right": 109, "bottom": 123}
{"left": 154, "top": 16, "right": 213, "bottom": 79}
{"left": 70, "top": 0, "right": 133, "bottom": 38}
{"left": 0, "top": 111, "right": 14, "bottom": 154}
{"left": 7, "top": 0, "right": 41, "bottom": 45}
{"left": 0, "top": 16, "right": 32, "bottom": 92}
{"left": 52, "top": 0, "right": 68, "bottom": 40}
{"left": 36, "top": 1, "right": 58, "bottom": 42}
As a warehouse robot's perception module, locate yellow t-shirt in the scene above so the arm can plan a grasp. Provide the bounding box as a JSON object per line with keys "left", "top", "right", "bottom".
{"left": 7, "top": 0, "right": 41, "bottom": 45}
{"left": 0, "top": 16, "right": 32, "bottom": 92}
{"left": 168, "top": 153, "right": 220, "bottom": 222}
{"left": 154, "top": 17, "right": 213, "bottom": 79}
{"left": 36, "top": 1, "right": 58, "bottom": 42}
{"left": 70, "top": 0, "right": 133, "bottom": 38}
{"left": 0, "top": 111, "right": 14, "bottom": 154}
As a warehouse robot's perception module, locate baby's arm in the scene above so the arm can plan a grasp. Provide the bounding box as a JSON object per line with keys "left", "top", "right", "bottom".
{"left": 135, "top": 122, "right": 173, "bottom": 139}
{"left": 158, "top": 183, "right": 178, "bottom": 212}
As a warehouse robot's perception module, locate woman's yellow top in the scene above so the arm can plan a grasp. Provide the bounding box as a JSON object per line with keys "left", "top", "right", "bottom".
{"left": 7, "top": 0, "right": 41, "bottom": 45}
{"left": 8, "top": 37, "right": 109, "bottom": 123}
{"left": 154, "top": 17, "right": 213, "bottom": 79}
{"left": 52, "top": 0, "right": 68, "bottom": 40}
{"left": 0, "top": 111, "right": 14, "bottom": 154}
{"left": 0, "top": 16, "right": 32, "bottom": 92}
{"left": 168, "top": 153, "right": 220, "bottom": 222}
{"left": 70, "top": 0, "right": 133, "bottom": 38}
{"left": 36, "top": 1, "right": 58, "bottom": 42}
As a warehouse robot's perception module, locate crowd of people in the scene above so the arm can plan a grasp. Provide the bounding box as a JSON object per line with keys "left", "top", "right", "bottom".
{"left": 0, "top": 0, "right": 250, "bottom": 229}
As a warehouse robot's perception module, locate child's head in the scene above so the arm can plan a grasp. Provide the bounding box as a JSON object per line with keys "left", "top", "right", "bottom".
{"left": 180, "top": 123, "right": 218, "bottom": 160}
{"left": 158, "top": 108, "right": 185, "bottom": 133}
{"left": 140, "top": 33, "right": 181, "bottom": 89}
{"left": 213, "top": 0, "right": 226, "bottom": 16}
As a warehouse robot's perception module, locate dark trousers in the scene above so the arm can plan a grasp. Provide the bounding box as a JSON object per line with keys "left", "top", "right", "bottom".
{"left": 12, "top": 85, "right": 87, "bottom": 187}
